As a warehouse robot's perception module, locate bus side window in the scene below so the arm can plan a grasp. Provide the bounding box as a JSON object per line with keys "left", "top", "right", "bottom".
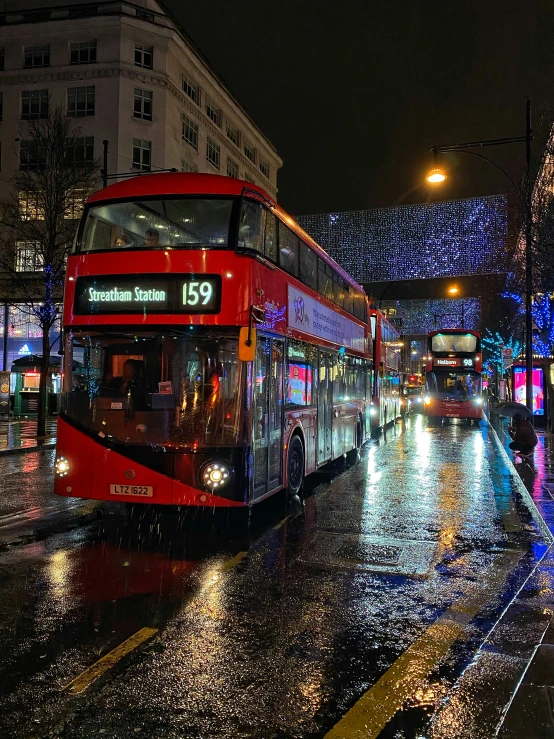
{"left": 299, "top": 242, "right": 317, "bottom": 291}
{"left": 318, "top": 259, "right": 333, "bottom": 302}
{"left": 333, "top": 274, "right": 345, "bottom": 309}
{"left": 264, "top": 211, "right": 277, "bottom": 262}
{"left": 239, "top": 200, "right": 263, "bottom": 253}
{"left": 278, "top": 221, "right": 299, "bottom": 276}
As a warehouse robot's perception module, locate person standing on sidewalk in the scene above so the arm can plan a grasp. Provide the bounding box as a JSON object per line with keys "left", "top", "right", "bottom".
{"left": 508, "top": 413, "right": 538, "bottom": 458}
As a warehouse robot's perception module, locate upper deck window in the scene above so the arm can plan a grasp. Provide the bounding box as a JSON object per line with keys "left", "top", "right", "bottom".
{"left": 431, "top": 333, "right": 478, "bottom": 353}
{"left": 78, "top": 198, "right": 234, "bottom": 252}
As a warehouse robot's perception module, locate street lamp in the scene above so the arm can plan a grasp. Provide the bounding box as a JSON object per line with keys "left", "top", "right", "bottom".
{"left": 448, "top": 286, "right": 459, "bottom": 295}
{"left": 426, "top": 167, "right": 447, "bottom": 183}
{"left": 425, "top": 100, "right": 533, "bottom": 412}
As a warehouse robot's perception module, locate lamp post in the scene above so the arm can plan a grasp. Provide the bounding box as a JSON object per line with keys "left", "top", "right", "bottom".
{"left": 426, "top": 100, "right": 533, "bottom": 412}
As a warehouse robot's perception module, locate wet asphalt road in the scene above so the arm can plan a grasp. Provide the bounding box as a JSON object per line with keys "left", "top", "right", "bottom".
{"left": 0, "top": 416, "right": 546, "bottom": 738}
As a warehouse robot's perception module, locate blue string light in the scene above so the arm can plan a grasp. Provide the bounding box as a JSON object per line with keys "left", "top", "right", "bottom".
{"left": 298, "top": 195, "right": 507, "bottom": 283}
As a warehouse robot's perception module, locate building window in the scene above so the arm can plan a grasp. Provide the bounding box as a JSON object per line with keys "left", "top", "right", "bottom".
{"left": 206, "top": 137, "right": 220, "bottom": 170}
{"left": 181, "top": 159, "right": 198, "bottom": 173}
{"left": 134, "top": 43, "right": 153, "bottom": 69}
{"left": 206, "top": 99, "right": 220, "bottom": 126}
{"left": 24, "top": 45, "right": 50, "bottom": 69}
{"left": 15, "top": 242, "right": 43, "bottom": 272}
{"left": 0, "top": 92, "right": 3, "bottom": 122}
{"left": 21, "top": 90, "right": 48, "bottom": 120}
{"left": 182, "top": 75, "right": 199, "bottom": 104}
{"left": 18, "top": 192, "right": 44, "bottom": 222}
{"left": 136, "top": 8, "right": 154, "bottom": 22}
{"left": 226, "top": 122, "right": 240, "bottom": 146}
{"left": 65, "top": 189, "right": 87, "bottom": 220}
{"left": 181, "top": 114, "right": 198, "bottom": 149}
{"left": 132, "top": 139, "right": 151, "bottom": 170}
{"left": 67, "top": 86, "right": 95, "bottom": 116}
{"left": 70, "top": 40, "right": 97, "bottom": 64}
{"left": 227, "top": 158, "right": 238, "bottom": 178}
{"left": 244, "top": 142, "right": 256, "bottom": 164}
{"left": 133, "top": 89, "right": 152, "bottom": 121}
{"left": 19, "top": 141, "right": 46, "bottom": 171}
{"left": 67, "top": 136, "right": 94, "bottom": 163}
{"left": 259, "top": 160, "right": 269, "bottom": 178}
{"left": 0, "top": 142, "right": 2, "bottom": 172}
{"left": 0, "top": 49, "right": 4, "bottom": 71}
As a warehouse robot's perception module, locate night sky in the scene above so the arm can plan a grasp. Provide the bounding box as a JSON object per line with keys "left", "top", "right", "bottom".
{"left": 165, "top": 0, "right": 554, "bottom": 216}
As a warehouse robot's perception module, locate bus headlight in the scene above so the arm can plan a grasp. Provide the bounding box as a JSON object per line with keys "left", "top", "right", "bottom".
{"left": 55, "top": 456, "right": 70, "bottom": 477}
{"left": 416, "top": 397, "right": 423, "bottom": 403}
{"left": 201, "top": 462, "right": 231, "bottom": 490}
{"left": 424, "top": 396, "right": 431, "bottom": 405}
{"left": 474, "top": 397, "right": 483, "bottom": 405}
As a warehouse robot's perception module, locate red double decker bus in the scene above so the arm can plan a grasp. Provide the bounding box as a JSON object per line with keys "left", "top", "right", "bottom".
{"left": 55, "top": 173, "right": 372, "bottom": 507}
{"left": 369, "top": 309, "right": 403, "bottom": 432}
{"left": 424, "top": 329, "right": 484, "bottom": 424}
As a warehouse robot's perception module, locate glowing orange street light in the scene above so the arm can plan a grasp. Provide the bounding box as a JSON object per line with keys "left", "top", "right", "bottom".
{"left": 426, "top": 167, "right": 447, "bottom": 183}
{"left": 448, "top": 286, "right": 459, "bottom": 295}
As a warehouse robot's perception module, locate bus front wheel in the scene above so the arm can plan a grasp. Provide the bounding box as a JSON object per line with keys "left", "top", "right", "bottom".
{"left": 287, "top": 435, "right": 304, "bottom": 500}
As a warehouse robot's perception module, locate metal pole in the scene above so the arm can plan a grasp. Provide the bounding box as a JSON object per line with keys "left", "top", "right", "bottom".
{"left": 102, "top": 140, "right": 108, "bottom": 189}
{"left": 2, "top": 303, "right": 8, "bottom": 372}
{"left": 524, "top": 98, "right": 533, "bottom": 414}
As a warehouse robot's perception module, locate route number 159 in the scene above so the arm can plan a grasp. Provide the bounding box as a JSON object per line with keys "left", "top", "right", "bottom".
{"left": 182, "top": 281, "right": 213, "bottom": 306}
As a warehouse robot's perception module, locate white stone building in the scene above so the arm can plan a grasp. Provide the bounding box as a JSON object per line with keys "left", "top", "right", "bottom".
{"left": 0, "top": 0, "right": 282, "bottom": 371}
{"left": 0, "top": 0, "right": 282, "bottom": 198}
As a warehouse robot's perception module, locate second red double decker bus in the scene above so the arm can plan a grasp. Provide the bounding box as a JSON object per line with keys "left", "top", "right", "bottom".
{"left": 55, "top": 173, "right": 373, "bottom": 508}
{"left": 424, "top": 328, "right": 484, "bottom": 424}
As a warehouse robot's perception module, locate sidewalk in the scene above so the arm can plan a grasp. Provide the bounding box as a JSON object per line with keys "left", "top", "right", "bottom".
{"left": 449, "top": 414, "right": 554, "bottom": 738}
{"left": 0, "top": 418, "right": 57, "bottom": 455}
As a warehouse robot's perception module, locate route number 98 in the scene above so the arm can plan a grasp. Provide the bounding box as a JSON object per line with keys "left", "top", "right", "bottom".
{"left": 182, "top": 281, "right": 213, "bottom": 306}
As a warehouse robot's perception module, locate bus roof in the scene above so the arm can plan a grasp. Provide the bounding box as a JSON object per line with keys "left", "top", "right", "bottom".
{"left": 86, "top": 173, "right": 366, "bottom": 295}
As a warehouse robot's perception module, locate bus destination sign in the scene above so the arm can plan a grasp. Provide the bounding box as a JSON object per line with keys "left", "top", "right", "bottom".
{"left": 433, "top": 357, "right": 474, "bottom": 368}
{"left": 74, "top": 274, "right": 221, "bottom": 314}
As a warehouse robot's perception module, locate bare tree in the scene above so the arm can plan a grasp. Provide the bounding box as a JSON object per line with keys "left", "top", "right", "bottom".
{"left": 0, "top": 106, "right": 99, "bottom": 436}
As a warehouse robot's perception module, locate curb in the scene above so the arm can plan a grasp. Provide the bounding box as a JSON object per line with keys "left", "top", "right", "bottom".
{"left": 0, "top": 442, "right": 56, "bottom": 456}
{"left": 486, "top": 413, "right": 554, "bottom": 544}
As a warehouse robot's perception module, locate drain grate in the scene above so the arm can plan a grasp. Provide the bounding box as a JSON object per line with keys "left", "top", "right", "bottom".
{"left": 299, "top": 533, "right": 438, "bottom": 577}
{"left": 336, "top": 542, "right": 401, "bottom": 565}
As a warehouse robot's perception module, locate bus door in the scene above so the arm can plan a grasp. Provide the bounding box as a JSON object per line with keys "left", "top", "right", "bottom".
{"left": 252, "top": 336, "right": 284, "bottom": 499}
{"left": 317, "top": 351, "right": 333, "bottom": 465}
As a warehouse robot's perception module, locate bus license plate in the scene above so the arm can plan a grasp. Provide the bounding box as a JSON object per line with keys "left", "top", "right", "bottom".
{"left": 110, "top": 484, "right": 153, "bottom": 497}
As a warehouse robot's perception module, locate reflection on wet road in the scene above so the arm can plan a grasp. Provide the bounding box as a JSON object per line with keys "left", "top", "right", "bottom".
{"left": 0, "top": 416, "right": 546, "bottom": 738}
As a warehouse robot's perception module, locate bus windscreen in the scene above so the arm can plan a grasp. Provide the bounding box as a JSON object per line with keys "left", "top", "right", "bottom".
{"left": 79, "top": 198, "right": 234, "bottom": 252}
{"left": 431, "top": 333, "right": 478, "bottom": 353}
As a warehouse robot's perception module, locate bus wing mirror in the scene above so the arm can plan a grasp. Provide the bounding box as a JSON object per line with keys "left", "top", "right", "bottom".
{"left": 239, "top": 327, "right": 256, "bottom": 362}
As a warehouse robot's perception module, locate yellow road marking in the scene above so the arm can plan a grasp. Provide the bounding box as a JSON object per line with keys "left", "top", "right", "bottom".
{"left": 62, "top": 627, "right": 158, "bottom": 695}
{"left": 62, "top": 549, "right": 248, "bottom": 695}
{"left": 219, "top": 550, "right": 247, "bottom": 572}
{"left": 324, "top": 549, "right": 522, "bottom": 739}
{"left": 502, "top": 509, "right": 523, "bottom": 533}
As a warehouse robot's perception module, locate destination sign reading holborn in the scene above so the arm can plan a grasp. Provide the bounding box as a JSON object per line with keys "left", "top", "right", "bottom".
{"left": 74, "top": 275, "right": 221, "bottom": 314}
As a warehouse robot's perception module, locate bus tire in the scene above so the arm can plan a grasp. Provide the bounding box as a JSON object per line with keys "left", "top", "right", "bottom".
{"left": 287, "top": 435, "right": 304, "bottom": 500}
